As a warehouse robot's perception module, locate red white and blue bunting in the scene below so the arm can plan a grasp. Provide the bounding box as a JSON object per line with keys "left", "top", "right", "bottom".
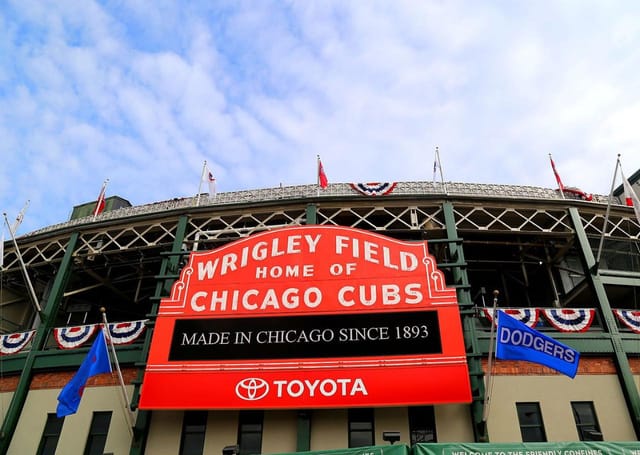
{"left": 481, "top": 307, "right": 598, "bottom": 332}
{"left": 54, "top": 324, "right": 98, "bottom": 349}
{"left": 541, "top": 309, "right": 595, "bottom": 332}
{"left": 0, "top": 330, "right": 35, "bottom": 356}
{"left": 0, "top": 319, "right": 148, "bottom": 356}
{"left": 349, "top": 182, "right": 397, "bottom": 196}
{"left": 481, "top": 308, "right": 539, "bottom": 327}
{"left": 107, "top": 320, "right": 147, "bottom": 345}
{"left": 53, "top": 319, "right": 148, "bottom": 349}
{"left": 614, "top": 309, "right": 640, "bottom": 334}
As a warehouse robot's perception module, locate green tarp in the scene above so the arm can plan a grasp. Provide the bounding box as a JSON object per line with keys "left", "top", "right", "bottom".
{"left": 415, "top": 442, "right": 640, "bottom": 455}
{"left": 270, "top": 441, "right": 640, "bottom": 455}
{"left": 271, "top": 444, "right": 410, "bottom": 455}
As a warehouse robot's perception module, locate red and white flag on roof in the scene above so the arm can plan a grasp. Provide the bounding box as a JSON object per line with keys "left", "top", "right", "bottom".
{"left": 549, "top": 153, "right": 565, "bottom": 197}
{"left": 11, "top": 200, "right": 29, "bottom": 235}
{"left": 621, "top": 168, "right": 640, "bottom": 224}
{"left": 317, "top": 155, "right": 328, "bottom": 189}
{"left": 204, "top": 163, "right": 216, "bottom": 195}
{"left": 93, "top": 179, "right": 109, "bottom": 219}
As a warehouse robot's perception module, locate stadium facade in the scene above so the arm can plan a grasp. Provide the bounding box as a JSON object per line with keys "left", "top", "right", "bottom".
{"left": 1, "top": 179, "right": 640, "bottom": 455}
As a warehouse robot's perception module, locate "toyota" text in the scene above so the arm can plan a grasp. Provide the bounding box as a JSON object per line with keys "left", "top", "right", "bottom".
{"left": 272, "top": 378, "right": 368, "bottom": 398}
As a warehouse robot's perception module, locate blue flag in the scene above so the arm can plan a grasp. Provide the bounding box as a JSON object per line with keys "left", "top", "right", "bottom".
{"left": 57, "top": 330, "right": 112, "bottom": 417}
{"left": 496, "top": 311, "right": 580, "bottom": 378}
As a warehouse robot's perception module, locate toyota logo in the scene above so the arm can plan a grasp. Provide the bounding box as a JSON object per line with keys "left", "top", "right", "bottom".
{"left": 236, "top": 378, "right": 269, "bottom": 401}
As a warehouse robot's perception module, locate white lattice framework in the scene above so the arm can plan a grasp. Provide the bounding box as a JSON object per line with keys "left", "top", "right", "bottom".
{"left": 2, "top": 181, "right": 637, "bottom": 274}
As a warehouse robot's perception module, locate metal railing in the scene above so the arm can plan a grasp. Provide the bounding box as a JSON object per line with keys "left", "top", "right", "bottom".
{"left": 26, "top": 181, "right": 608, "bottom": 238}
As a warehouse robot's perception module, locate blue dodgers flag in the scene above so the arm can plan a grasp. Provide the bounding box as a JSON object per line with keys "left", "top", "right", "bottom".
{"left": 57, "top": 330, "right": 112, "bottom": 417}
{"left": 496, "top": 311, "right": 580, "bottom": 378}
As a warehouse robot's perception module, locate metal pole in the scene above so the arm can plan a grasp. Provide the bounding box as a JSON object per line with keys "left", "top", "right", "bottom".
{"left": 3, "top": 213, "right": 42, "bottom": 314}
{"left": 595, "top": 154, "right": 621, "bottom": 269}
{"left": 482, "top": 290, "right": 500, "bottom": 422}
{"left": 101, "top": 308, "right": 135, "bottom": 435}
{"left": 196, "top": 160, "right": 207, "bottom": 207}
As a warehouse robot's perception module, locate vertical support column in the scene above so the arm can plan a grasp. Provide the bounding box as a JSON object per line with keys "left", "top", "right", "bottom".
{"left": 441, "top": 202, "right": 488, "bottom": 442}
{"left": 297, "top": 206, "right": 315, "bottom": 450}
{"left": 0, "top": 232, "right": 79, "bottom": 455}
{"left": 296, "top": 411, "right": 311, "bottom": 452}
{"left": 306, "top": 204, "right": 317, "bottom": 225}
{"left": 568, "top": 207, "right": 640, "bottom": 438}
{"left": 129, "top": 215, "right": 189, "bottom": 455}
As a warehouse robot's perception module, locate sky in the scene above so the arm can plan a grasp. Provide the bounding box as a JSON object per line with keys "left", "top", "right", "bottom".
{"left": 2, "top": 1, "right": 640, "bottom": 235}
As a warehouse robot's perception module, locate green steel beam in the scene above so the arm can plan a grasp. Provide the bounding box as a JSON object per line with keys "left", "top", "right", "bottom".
{"left": 0, "top": 232, "right": 79, "bottom": 455}
{"left": 568, "top": 207, "right": 640, "bottom": 438}
{"left": 291, "top": 208, "right": 315, "bottom": 452}
{"left": 442, "top": 202, "right": 488, "bottom": 442}
{"left": 33, "top": 346, "right": 143, "bottom": 369}
{"left": 475, "top": 333, "right": 614, "bottom": 354}
{"left": 296, "top": 411, "right": 312, "bottom": 452}
{"left": 599, "top": 275, "right": 640, "bottom": 286}
{"left": 129, "top": 215, "right": 189, "bottom": 455}
{"left": 306, "top": 203, "right": 317, "bottom": 225}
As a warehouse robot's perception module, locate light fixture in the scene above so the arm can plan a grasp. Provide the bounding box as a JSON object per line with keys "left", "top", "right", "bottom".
{"left": 222, "top": 445, "right": 239, "bottom": 455}
{"left": 382, "top": 431, "right": 401, "bottom": 445}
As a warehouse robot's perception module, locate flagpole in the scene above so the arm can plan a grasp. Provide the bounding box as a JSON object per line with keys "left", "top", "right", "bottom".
{"left": 100, "top": 307, "right": 135, "bottom": 435}
{"left": 3, "top": 212, "right": 42, "bottom": 315}
{"left": 1, "top": 229, "right": 5, "bottom": 270}
{"left": 481, "top": 290, "right": 500, "bottom": 422}
{"left": 549, "top": 153, "right": 565, "bottom": 199}
{"left": 595, "top": 154, "right": 621, "bottom": 271}
{"left": 196, "top": 160, "right": 207, "bottom": 207}
{"left": 317, "top": 155, "right": 321, "bottom": 197}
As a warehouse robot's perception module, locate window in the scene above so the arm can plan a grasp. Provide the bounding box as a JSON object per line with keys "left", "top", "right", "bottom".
{"left": 516, "top": 402, "right": 546, "bottom": 442}
{"left": 238, "top": 411, "right": 263, "bottom": 455}
{"left": 572, "top": 402, "right": 602, "bottom": 441}
{"left": 84, "top": 411, "right": 112, "bottom": 455}
{"left": 348, "top": 408, "right": 374, "bottom": 448}
{"left": 409, "top": 406, "right": 436, "bottom": 444}
{"left": 180, "top": 411, "right": 208, "bottom": 455}
{"left": 37, "top": 413, "right": 64, "bottom": 455}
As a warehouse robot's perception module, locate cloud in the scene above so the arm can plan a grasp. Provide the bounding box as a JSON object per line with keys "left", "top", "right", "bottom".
{"left": 2, "top": 1, "right": 640, "bottom": 234}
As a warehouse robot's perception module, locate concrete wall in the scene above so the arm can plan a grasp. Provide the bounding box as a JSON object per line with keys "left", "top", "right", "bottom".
{"left": 486, "top": 374, "right": 636, "bottom": 442}
{"left": 142, "top": 405, "right": 475, "bottom": 452}
{"left": 145, "top": 410, "right": 183, "bottom": 455}
{"left": 8, "top": 385, "right": 134, "bottom": 455}
{"left": 5, "top": 373, "right": 635, "bottom": 454}
{"left": 435, "top": 404, "right": 474, "bottom": 442}
{"left": 0, "top": 391, "right": 14, "bottom": 423}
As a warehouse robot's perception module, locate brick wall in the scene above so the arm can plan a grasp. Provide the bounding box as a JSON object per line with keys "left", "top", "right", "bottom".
{"left": 0, "top": 367, "right": 138, "bottom": 392}
{"left": 482, "top": 356, "right": 617, "bottom": 375}
{"left": 0, "top": 357, "right": 633, "bottom": 393}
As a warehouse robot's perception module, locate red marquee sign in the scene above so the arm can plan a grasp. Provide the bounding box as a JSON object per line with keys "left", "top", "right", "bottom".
{"left": 140, "top": 226, "right": 471, "bottom": 409}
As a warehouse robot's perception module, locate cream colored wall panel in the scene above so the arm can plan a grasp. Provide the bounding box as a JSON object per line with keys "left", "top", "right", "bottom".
{"left": 487, "top": 375, "right": 635, "bottom": 442}
{"left": 82, "top": 385, "right": 136, "bottom": 455}
{"left": 375, "top": 407, "right": 408, "bottom": 445}
{"left": 434, "top": 404, "right": 474, "bottom": 442}
{"left": 145, "top": 410, "right": 183, "bottom": 455}
{"left": 205, "top": 411, "right": 239, "bottom": 454}
{"left": 263, "top": 410, "right": 298, "bottom": 454}
{"left": 7, "top": 389, "right": 54, "bottom": 455}
{"left": 310, "top": 409, "right": 348, "bottom": 450}
{"left": 8, "top": 386, "right": 133, "bottom": 455}
{"left": 1, "top": 392, "right": 14, "bottom": 422}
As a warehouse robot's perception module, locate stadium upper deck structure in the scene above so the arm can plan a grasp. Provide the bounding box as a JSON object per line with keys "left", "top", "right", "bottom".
{"left": 1, "top": 179, "right": 640, "bottom": 455}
